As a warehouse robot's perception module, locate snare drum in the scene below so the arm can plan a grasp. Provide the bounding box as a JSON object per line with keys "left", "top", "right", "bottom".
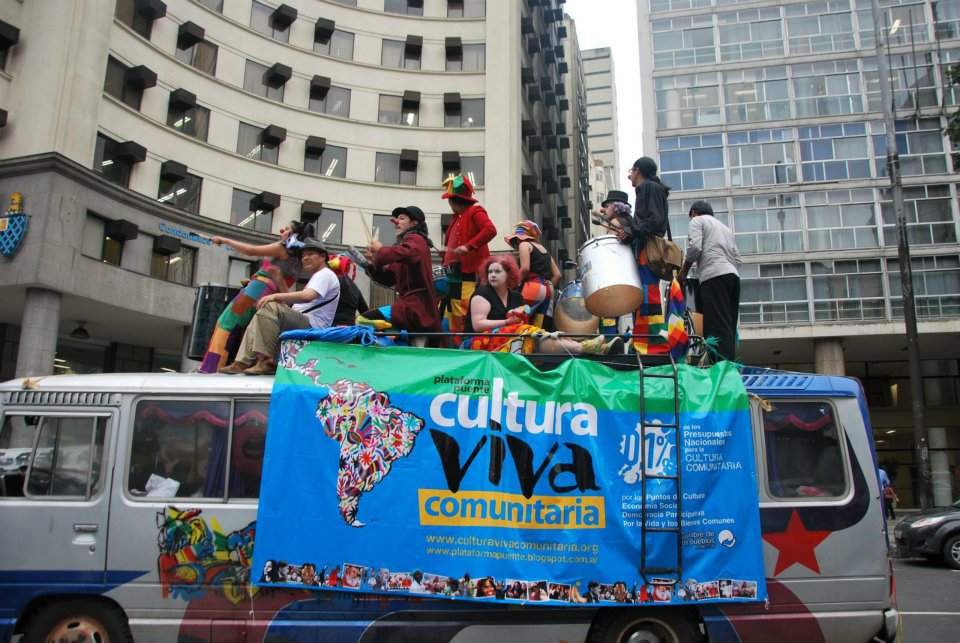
{"left": 554, "top": 281, "right": 599, "bottom": 335}
{"left": 578, "top": 235, "right": 644, "bottom": 317}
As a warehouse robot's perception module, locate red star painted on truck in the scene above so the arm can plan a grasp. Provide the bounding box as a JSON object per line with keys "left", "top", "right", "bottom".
{"left": 762, "top": 509, "right": 831, "bottom": 575}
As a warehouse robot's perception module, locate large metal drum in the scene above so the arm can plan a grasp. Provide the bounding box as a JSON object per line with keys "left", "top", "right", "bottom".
{"left": 578, "top": 235, "right": 643, "bottom": 317}
{"left": 185, "top": 284, "right": 239, "bottom": 360}
{"left": 554, "top": 281, "right": 599, "bottom": 335}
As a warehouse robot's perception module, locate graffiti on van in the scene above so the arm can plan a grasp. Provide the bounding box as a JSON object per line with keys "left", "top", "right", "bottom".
{"left": 156, "top": 506, "right": 257, "bottom": 604}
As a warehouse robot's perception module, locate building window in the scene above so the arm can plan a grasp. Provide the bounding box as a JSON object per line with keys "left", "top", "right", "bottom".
{"left": 104, "top": 56, "right": 144, "bottom": 110}
{"left": 372, "top": 213, "right": 396, "bottom": 245}
{"left": 446, "top": 43, "right": 485, "bottom": 71}
{"left": 375, "top": 152, "right": 416, "bottom": 185}
{"left": 243, "top": 60, "right": 284, "bottom": 102}
{"left": 718, "top": 7, "right": 784, "bottom": 63}
{"left": 654, "top": 72, "right": 721, "bottom": 129}
{"left": 385, "top": 0, "right": 423, "bottom": 16}
{"left": 309, "top": 85, "right": 351, "bottom": 117}
{"left": 316, "top": 208, "right": 344, "bottom": 244}
{"left": 761, "top": 401, "right": 848, "bottom": 499}
{"left": 382, "top": 39, "right": 420, "bottom": 70}
{"left": 784, "top": 0, "right": 854, "bottom": 55}
{"left": 726, "top": 128, "right": 796, "bottom": 188}
{"left": 158, "top": 173, "right": 202, "bottom": 214}
{"left": 167, "top": 103, "right": 210, "bottom": 141}
{"left": 197, "top": 0, "right": 224, "bottom": 11}
{"left": 81, "top": 214, "right": 124, "bottom": 266}
{"left": 251, "top": 0, "right": 290, "bottom": 42}
{"left": 460, "top": 156, "right": 484, "bottom": 186}
{"left": 740, "top": 262, "right": 810, "bottom": 325}
{"left": 798, "top": 122, "right": 871, "bottom": 182}
{"left": 231, "top": 188, "right": 272, "bottom": 232}
{"left": 175, "top": 40, "right": 218, "bottom": 75}
{"left": 792, "top": 60, "right": 863, "bottom": 119}
{"left": 812, "top": 258, "right": 886, "bottom": 322}
{"left": 871, "top": 118, "right": 948, "bottom": 179}
{"left": 864, "top": 53, "right": 938, "bottom": 113}
{"left": 658, "top": 133, "right": 725, "bottom": 191}
{"left": 378, "top": 94, "right": 419, "bottom": 126}
{"left": 93, "top": 134, "right": 133, "bottom": 187}
{"left": 314, "top": 28, "right": 355, "bottom": 59}
{"left": 804, "top": 188, "right": 879, "bottom": 252}
{"left": 305, "top": 144, "right": 347, "bottom": 178}
{"left": 151, "top": 243, "right": 196, "bottom": 286}
{"left": 229, "top": 257, "right": 256, "bottom": 285}
{"left": 887, "top": 254, "right": 960, "bottom": 319}
{"left": 444, "top": 98, "right": 485, "bottom": 127}
{"left": 237, "top": 122, "right": 279, "bottom": 165}
{"left": 880, "top": 184, "right": 956, "bottom": 247}
{"left": 651, "top": 14, "right": 715, "bottom": 70}
{"left": 114, "top": 0, "right": 154, "bottom": 39}
{"left": 934, "top": 0, "right": 960, "bottom": 40}
{"left": 448, "top": 0, "right": 485, "bottom": 18}
{"left": 722, "top": 66, "right": 790, "bottom": 124}
{"left": 731, "top": 193, "right": 802, "bottom": 255}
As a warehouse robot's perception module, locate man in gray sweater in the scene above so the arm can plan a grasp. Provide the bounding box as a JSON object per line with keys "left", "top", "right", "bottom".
{"left": 678, "top": 201, "right": 742, "bottom": 362}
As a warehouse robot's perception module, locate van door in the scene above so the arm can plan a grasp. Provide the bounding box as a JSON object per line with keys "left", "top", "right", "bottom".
{"left": 0, "top": 412, "right": 113, "bottom": 590}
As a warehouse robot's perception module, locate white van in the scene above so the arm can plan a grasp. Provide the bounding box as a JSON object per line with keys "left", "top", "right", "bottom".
{"left": 0, "top": 363, "right": 899, "bottom": 643}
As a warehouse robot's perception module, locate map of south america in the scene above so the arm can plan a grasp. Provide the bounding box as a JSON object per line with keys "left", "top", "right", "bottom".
{"left": 315, "top": 379, "right": 425, "bottom": 526}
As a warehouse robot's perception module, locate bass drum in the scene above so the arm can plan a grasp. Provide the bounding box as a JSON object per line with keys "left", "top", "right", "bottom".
{"left": 578, "top": 235, "right": 644, "bottom": 317}
{"left": 185, "top": 284, "right": 239, "bottom": 360}
{"left": 553, "top": 281, "right": 599, "bottom": 335}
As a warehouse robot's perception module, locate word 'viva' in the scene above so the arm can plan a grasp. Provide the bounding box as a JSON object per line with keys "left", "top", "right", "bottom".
{"left": 429, "top": 377, "right": 598, "bottom": 436}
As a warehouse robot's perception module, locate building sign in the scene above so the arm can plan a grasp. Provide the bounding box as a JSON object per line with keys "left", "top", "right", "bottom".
{"left": 158, "top": 222, "right": 213, "bottom": 246}
{"left": 253, "top": 341, "right": 766, "bottom": 605}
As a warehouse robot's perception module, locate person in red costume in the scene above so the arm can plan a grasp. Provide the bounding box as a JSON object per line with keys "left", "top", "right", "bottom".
{"left": 439, "top": 173, "right": 497, "bottom": 343}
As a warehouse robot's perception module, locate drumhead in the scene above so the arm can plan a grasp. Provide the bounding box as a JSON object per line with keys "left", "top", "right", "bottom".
{"left": 554, "top": 281, "right": 598, "bottom": 335}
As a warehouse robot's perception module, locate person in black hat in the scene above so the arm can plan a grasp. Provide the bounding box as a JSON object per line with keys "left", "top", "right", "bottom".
{"left": 678, "top": 200, "right": 741, "bottom": 362}
{"left": 220, "top": 238, "right": 340, "bottom": 375}
{"left": 599, "top": 189, "right": 633, "bottom": 230}
{"left": 358, "top": 206, "right": 442, "bottom": 343}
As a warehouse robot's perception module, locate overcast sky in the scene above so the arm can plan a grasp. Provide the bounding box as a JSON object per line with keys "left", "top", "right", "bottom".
{"left": 563, "top": 0, "right": 642, "bottom": 193}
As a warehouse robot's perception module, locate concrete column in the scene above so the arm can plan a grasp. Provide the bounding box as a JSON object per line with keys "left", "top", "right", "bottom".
{"left": 15, "top": 287, "right": 62, "bottom": 378}
{"left": 929, "top": 426, "right": 953, "bottom": 507}
{"left": 814, "top": 338, "right": 845, "bottom": 375}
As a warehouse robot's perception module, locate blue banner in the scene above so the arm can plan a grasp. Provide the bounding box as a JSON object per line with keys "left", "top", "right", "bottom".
{"left": 253, "top": 341, "right": 766, "bottom": 605}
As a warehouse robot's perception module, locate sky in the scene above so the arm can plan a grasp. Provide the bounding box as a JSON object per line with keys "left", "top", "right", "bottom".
{"left": 563, "top": 0, "right": 642, "bottom": 194}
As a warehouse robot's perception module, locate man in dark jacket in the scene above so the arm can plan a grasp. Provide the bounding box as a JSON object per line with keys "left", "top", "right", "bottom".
{"left": 359, "top": 206, "right": 442, "bottom": 343}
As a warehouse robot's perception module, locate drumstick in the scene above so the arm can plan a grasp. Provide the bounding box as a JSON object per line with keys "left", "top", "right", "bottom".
{"left": 357, "top": 210, "right": 374, "bottom": 243}
{"left": 591, "top": 216, "right": 617, "bottom": 232}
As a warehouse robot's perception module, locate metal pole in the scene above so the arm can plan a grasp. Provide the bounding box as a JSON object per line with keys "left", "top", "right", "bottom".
{"left": 871, "top": 0, "right": 932, "bottom": 509}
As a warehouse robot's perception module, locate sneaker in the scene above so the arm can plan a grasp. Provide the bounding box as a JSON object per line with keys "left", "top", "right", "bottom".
{"left": 219, "top": 361, "right": 252, "bottom": 375}
{"left": 356, "top": 315, "right": 393, "bottom": 331}
{"left": 580, "top": 335, "right": 606, "bottom": 354}
{"left": 243, "top": 359, "right": 277, "bottom": 376}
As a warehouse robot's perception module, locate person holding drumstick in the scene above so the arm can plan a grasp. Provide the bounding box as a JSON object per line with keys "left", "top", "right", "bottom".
{"left": 357, "top": 206, "right": 442, "bottom": 344}
{"left": 199, "top": 220, "right": 314, "bottom": 373}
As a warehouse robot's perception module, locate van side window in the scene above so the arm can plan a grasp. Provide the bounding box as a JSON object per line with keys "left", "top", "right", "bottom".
{"left": 0, "top": 415, "right": 106, "bottom": 499}
{"left": 230, "top": 401, "right": 269, "bottom": 499}
{"left": 129, "top": 400, "right": 229, "bottom": 499}
{"left": 762, "top": 401, "right": 848, "bottom": 499}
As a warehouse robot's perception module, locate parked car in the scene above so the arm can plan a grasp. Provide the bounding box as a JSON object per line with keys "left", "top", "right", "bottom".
{"left": 894, "top": 499, "right": 960, "bottom": 569}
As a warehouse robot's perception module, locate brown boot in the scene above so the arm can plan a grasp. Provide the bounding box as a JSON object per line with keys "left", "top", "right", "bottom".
{"left": 243, "top": 358, "right": 277, "bottom": 376}
{"left": 219, "top": 361, "right": 252, "bottom": 375}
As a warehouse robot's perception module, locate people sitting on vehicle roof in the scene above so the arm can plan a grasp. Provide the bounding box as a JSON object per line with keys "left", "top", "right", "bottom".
{"left": 356, "top": 206, "right": 443, "bottom": 346}
{"left": 465, "top": 255, "right": 621, "bottom": 355}
{"left": 504, "top": 220, "right": 562, "bottom": 329}
{"left": 219, "top": 238, "right": 340, "bottom": 376}
{"left": 326, "top": 254, "right": 368, "bottom": 326}
{"left": 199, "top": 220, "right": 314, "bottom": 374}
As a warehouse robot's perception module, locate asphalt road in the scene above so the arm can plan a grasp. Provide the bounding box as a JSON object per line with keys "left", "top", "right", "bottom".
{"left": 891, "top": 527, "right": 960, "bottom": 643}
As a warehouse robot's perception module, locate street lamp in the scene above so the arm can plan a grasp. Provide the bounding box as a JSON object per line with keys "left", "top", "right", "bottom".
{"left": 870, "top": 0, "right": 932, "bottom": 509}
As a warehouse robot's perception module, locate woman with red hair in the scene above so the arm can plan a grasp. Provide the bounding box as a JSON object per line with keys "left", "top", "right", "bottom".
{"left": 466, "top": 255, "right": 620, "bottom": 355}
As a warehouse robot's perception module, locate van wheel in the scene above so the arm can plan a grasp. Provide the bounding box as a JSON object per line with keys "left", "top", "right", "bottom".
{"left": 944, "top": 535, "right": 960, "bottom": 570}
{"left": 589, "top": 608, "right": 704, "bottom": 643}
{"left": 21, "top": 598, "right": 132, "bottom": 643}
